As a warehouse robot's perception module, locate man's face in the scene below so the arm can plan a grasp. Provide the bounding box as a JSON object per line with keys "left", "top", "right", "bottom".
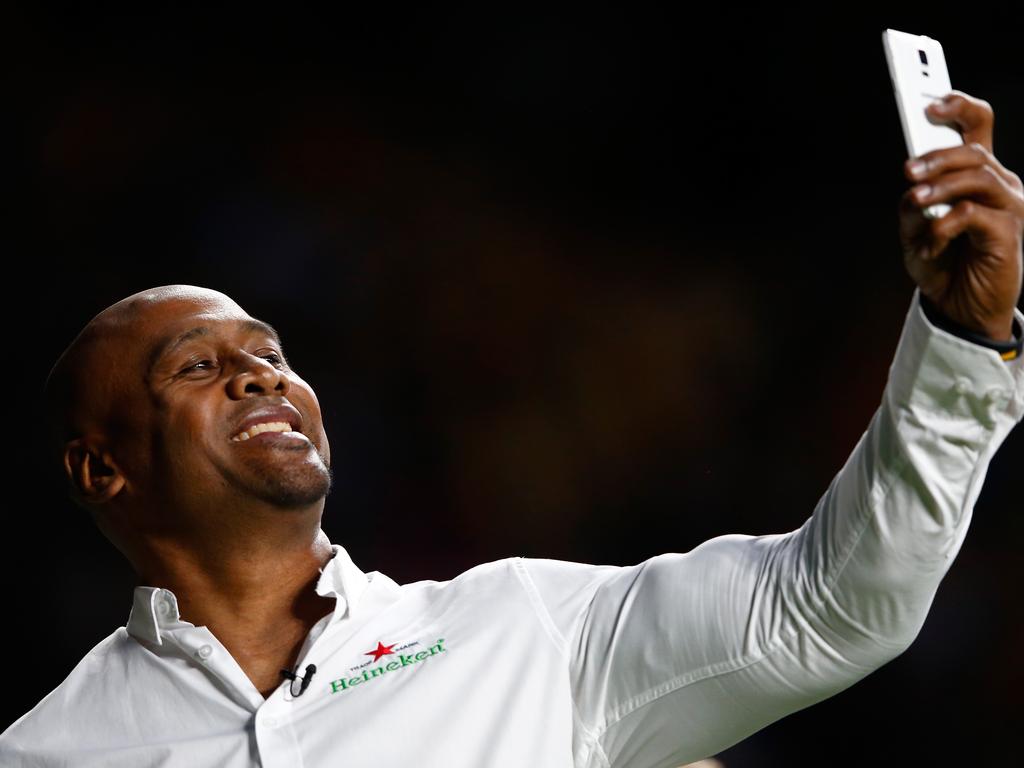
{"left": 112, "top": 292, "right": 332, "bottom": 515}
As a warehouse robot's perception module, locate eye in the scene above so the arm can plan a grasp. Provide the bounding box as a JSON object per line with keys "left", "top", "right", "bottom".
{"left": 181, "top": 359, "right": 216, "bottom": 373}
{"left": 259, "top": 352, "right": 286, "bottom": 368}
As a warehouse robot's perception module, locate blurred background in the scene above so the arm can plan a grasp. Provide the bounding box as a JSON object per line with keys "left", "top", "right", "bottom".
{"left": 8, "top": 4, "right": 1023, "bottom": 765}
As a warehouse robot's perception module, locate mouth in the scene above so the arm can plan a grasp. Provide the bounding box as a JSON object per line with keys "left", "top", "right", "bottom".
{"left": 230, "top": 421, "right": 310, "bottom": 443}
{"left": 230, "top": 404, "right": 307, "bottom": 443}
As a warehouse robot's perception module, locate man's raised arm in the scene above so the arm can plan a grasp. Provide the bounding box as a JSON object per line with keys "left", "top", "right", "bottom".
{"left": 516, "top": 90, "right": 1024, "bottom": 768}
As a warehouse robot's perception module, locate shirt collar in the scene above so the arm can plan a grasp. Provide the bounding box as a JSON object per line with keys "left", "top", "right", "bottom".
{"left": 126, "top": 543, "right": 370, "bottom": 646}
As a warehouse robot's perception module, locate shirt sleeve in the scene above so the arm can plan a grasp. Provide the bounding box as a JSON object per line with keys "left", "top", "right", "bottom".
{"left": 516, "top": 287, "right": 1024, "bottom": 768}
{"left": 917, "top": 290, "right": 1023, "bottom": 361}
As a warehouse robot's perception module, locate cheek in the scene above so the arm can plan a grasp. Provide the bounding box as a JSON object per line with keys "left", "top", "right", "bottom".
{"left": 289, "top": 373, "right": 318, "bottom": 401}
{"left": 289, "top": 375, "right": 325, "bottom": 421}
{"left": 106, "top": 401, "right": 154, "bottom": 479}
{"left": 110, "top": 428, "right": 151, "bottom": 482}
{"left": 320, "top": 431, "right": 331, "bottom": 465}
{"left": 161, "top": 409, "right": 222, "bottom": 463}
{"left": 289, "top": 375, "right": 329, "bottom": 454}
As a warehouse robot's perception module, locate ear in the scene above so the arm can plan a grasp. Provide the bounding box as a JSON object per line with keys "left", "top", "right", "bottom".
{"left": 64, "top": 438, "right": 127, "bottom": 505}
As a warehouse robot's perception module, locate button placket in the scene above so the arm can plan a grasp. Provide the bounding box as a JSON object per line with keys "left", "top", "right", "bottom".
{"left": 164, "top": 627, "right": 262, "bottom": 714}
{"left": 254, "top": 703, "right": 304, "bottom": 767}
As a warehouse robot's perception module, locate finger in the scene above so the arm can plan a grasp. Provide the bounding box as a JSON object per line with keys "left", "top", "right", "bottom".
{"left": 900, "top": 191, "right": 947, "bottom": 293}
{"left": 924, "top": 198, "right": 1010, "bottom": 261}
{"left": 905, "top": 142, "right": 1021, "bottom": 191}
{"left": 925, "top": 90, "right": 994, "bottom": 153}
{"left": 909, "top": 165, "right": 1023, "bottom": 213}
{"left": 899, "top": 187, "right": 929, "bottom": 240}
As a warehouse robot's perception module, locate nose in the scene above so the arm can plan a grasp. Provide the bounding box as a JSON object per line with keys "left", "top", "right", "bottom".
{"left": 226, "top": 352, "right": 291, "bottom": 399}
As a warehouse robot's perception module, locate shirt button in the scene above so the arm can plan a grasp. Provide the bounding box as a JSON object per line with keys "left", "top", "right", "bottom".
{"left": 984, "top": 387, "right": 1009, "bottom": 407}
{"left": 156, "top": 600, "right": 172, "bottom": 617}
{"left": 196, "top": 645, "right": 213, "bottom": 660}
{"left": 264, "top": 717, "right": 278, "bottom": 728}
{"left": 953, "top": 377, "right": 972, "bottom": 396}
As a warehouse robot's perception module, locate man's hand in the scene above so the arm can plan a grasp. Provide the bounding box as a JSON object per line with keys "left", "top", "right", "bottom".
{"left": 899, "top": 89, "right": 1024, "bottom": 341}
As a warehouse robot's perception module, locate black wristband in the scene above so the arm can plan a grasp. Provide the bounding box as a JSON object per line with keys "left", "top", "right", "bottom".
{"left": 918, "top": 292, "right": 1023, "bottom": 362}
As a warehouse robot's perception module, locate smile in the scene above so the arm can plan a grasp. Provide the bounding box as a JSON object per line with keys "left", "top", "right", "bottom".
{"left": 231, "top": 421, "right": 308, "bottom": 442}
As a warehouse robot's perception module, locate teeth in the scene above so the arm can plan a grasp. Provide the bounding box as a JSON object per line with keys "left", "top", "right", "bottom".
{"left": 231, "top": 421, "right": 293, "bottom": 441}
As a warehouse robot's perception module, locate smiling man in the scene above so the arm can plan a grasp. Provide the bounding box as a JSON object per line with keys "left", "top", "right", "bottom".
{"left": 37, "top": 285, "right": 340, "bottom": 701}
{"left": 3, "top": 90, "right": 1024, "bottom": 768}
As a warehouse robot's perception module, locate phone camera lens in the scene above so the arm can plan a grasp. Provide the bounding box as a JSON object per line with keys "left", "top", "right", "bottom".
{"left": 918, "top": 50, "right": 928, "bottom": 65}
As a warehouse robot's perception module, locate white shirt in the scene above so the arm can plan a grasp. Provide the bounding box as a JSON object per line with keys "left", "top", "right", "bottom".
{"left": 4, "top": 288, "right": 1023, "bottom": 768}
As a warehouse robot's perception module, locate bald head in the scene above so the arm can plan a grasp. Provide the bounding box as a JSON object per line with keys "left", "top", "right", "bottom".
{"left": 43, "top": 282, "right": 332, "bottom": 576}
{"left": 43, "top": 285, "right": 247, "bottom": 499}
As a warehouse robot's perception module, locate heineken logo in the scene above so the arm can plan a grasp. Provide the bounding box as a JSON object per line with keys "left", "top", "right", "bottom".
{"left": 365, "top": 641, "right": 397, "bottom": 662}
{"left": 329, "top": 638, "right": 447, "bottom": 694}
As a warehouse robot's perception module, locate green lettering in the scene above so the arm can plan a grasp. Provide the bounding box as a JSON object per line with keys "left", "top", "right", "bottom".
{"left": 331, "top": 639, "right": 449, "bottom": 696}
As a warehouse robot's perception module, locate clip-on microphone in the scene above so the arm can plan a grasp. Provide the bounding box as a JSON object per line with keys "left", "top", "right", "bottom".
{"left": 280, "top": 663, "right": 317, "bottom": 697}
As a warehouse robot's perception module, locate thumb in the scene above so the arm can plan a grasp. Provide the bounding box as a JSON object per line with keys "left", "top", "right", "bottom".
{"left": 928, "top": 91, "right": 993, "bottom": 153}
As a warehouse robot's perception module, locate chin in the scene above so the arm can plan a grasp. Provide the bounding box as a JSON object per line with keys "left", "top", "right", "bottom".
{"left": 254, "top": 461, "right": 334, "bottom": 508}
{"left": 222, "top": 440, "right": 333, "bottom": 509}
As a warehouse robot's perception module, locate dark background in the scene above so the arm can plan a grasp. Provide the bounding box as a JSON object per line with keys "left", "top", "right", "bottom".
{"left": 8, "top": 5, "right": 1023, "bottom": 766}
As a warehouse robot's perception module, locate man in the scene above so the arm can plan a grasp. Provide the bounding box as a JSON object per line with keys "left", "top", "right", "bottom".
{"left": 2, "top": 91, "right": 1022, "bottom": 767}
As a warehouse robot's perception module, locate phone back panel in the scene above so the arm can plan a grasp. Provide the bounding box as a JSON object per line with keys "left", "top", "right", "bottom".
{"left": 882, "top": 29, "right": 962, "bottom": 159}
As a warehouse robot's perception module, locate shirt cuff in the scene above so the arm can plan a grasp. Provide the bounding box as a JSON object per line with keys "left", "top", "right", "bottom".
{"left": 885, "top": 287, "right": 1024, "bottom": 432}
{"left": 917, "top": 291, "right": 1023, "bottom": 362}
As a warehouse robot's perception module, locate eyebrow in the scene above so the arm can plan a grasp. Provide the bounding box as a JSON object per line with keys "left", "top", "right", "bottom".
{"left": 147, "top": 318, "right": 285, "bottom": 376}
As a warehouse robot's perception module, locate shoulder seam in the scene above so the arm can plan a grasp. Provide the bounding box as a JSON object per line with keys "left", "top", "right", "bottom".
{"left": 511, "top": 557, "right": 606, "bottom": 764}
{"left": 509, "top": 557, "right": 568, "bottom": 658}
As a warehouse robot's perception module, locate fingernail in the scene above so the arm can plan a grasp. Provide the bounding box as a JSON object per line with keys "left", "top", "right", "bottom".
{"left": 907, "top": 160, "right": 927, "bottom": 178}
{"left": 913, "top": 184, "right": 931, "bottom": 202}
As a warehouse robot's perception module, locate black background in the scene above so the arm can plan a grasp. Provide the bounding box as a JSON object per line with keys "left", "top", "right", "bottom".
{"left": 8, "top": 5, "right": 1024, "bottom": 765}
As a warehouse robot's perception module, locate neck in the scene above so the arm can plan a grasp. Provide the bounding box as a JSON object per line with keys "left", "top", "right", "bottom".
{"left": 132, "top": 518, "right": 337, "bottom": 683}
{"left": 110, "top": 494, "right": 341, "bottom": 698}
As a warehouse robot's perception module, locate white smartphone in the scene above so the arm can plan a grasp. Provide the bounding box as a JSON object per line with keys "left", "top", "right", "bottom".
{"left": 882, "top": 28, "right": 962, "bottom": 219}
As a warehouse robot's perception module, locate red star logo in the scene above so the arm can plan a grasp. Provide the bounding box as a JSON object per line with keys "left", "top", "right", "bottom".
{"left": 365, "top": 641, "right": 396, "bottom": 662}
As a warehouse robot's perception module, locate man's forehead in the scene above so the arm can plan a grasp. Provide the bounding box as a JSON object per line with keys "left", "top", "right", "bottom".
{"left": 83, "top": 292, "right": 274, "bottom": 375}
{"left": 145, "top": 306, "right": 282, "bottom": 367}
{"left": 99, "top": 284, "right": 235, "bottom": 316}
{"left": 126, "top": 293, "right": 248, "bottom": 328}
{"left": 144, "top": 302, "right": 254, "bottom": 335}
